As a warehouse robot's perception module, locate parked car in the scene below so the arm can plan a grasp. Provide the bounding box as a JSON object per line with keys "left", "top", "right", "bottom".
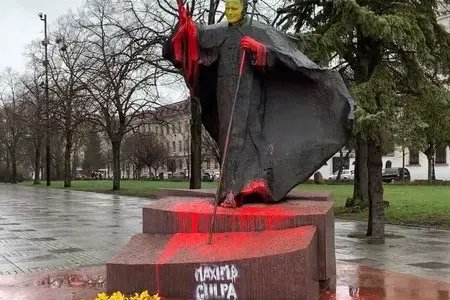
{"left": 202, "top": 172, "right": 214, "bottom": 182}
{"left": 382, "top": 167, "right": 410, "bottom": 183}
{"left": 75, "top": 173, "right": 87, "bottom": 180}
{"left": 328, "top": 169, "right": 354, "bottom": 181}
{"left": 170, "top": 172, "right": 187, "bottom": 181}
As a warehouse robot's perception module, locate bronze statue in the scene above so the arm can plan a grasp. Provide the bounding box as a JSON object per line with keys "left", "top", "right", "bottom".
{"left": 163, "top": 0, "right": 354, "bottom": 207}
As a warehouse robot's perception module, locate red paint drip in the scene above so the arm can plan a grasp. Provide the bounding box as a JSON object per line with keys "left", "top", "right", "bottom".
{"left": 154, "top": 233, "right": 198, "bottom": 294}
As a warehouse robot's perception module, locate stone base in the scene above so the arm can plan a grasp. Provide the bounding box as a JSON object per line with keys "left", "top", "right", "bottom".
{"left": 107, "top": 191, "right": 336, "bottom": 299}
{"left": 107, "top": 227, "right": 319, "bottom": 299}
{"left": 143, "top": 195, "right": 335, "bottom": 287}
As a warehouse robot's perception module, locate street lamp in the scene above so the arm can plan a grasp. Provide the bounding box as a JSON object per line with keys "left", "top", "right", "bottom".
{"left": 39, "top": 12, "right": 51, "bottom": 186}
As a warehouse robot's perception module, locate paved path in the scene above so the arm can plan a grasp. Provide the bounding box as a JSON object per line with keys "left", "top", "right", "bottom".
{"left": 0, "top": 184, "right": 152, "bottom": 275}
{"left": 0, "top": 184, "right": 449, "bottom": 283}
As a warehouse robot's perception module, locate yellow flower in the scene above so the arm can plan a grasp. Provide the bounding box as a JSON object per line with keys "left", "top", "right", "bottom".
{"left": 94, "top": 293, "right": 110, "bottom": 300}
{"left": 110, "top": 291, "right": 126, "bottom": 300}
{"left": 93, "top": 290, "right": 159, "bottom": 300}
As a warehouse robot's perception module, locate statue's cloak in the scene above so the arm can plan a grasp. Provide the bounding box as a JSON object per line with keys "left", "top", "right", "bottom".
{"left": 164, "top": 20, "right": 354, "bottom": 204}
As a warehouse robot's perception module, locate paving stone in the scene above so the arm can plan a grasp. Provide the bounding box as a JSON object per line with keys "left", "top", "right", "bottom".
{"left": 27, "top": 237, "right": 56, "bottom": 242}
{"left": 408, "top": 262, "right": 450, "bottom": 269}
{"left": 49, "top": 248, "right": 83, "bottom": 254}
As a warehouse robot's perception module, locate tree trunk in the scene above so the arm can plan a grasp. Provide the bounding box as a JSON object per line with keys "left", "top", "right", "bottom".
{"left": 402, "top": 147, "right": 405, "bottom": 182}
{"left": 33, "top": 137, "right": 41, "bottom": 184}
{"left": 10, "top": 147, "right": 17, "bottom": 184}
{"left": 426, "top": 155, "right": 434, "bottom": 183}
{"left": 336, "top": 150, "right": 344, "bottom": 181}
{"left": 367, "top": 138, "right": 384, "bottom": 239}
{"left": 64, "top": 130, "right": 73, "bottom": 188}
{"left": 112, "top": 140, "right": 121, "bottom": 190}
{"left": 424, "top": 144, "right": 434, "bottom": 183}
{"left": 190, "top": 99, "right": 202, "bottom": 189}
{"left": 352, "top": 137, "right": 369, "bottom": 208}
{"left": 5, "top": 151, "right": 10, "bottom": 183}
{"left": 72, "top": 139, "right": 79, "bottom": 179}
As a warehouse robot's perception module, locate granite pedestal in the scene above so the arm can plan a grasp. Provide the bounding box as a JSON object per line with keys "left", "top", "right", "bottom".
{"left": 107, "top": 190, "right": 336, "bottom": 299}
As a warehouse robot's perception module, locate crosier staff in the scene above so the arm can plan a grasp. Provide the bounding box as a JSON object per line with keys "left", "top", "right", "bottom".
{"left": 208, "top": 0, "right": 259, "bottom": 244}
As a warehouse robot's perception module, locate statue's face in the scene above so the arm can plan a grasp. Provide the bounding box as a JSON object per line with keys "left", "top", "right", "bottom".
{"left": 225, "top": 0, "right": 243, "bottom": 24}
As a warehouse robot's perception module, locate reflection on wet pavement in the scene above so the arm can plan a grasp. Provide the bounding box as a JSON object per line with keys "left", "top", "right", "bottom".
{"left": 0, "top": 184, "right": 152, "bottom": 275}
{"left": 320, "top": 263, "right": 450, "bottom": 300}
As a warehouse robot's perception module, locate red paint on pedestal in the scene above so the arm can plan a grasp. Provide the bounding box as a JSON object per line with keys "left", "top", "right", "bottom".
{"left": 170, "top": 200, "right": 296, "bottom": 232}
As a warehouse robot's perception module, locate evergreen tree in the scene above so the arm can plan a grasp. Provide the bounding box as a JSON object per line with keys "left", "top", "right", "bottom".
{"left": 83, "top": 131, "right": 105, "bottom": 176}
{"left": 277, "top": 0, "right": 450, "bottom": 238}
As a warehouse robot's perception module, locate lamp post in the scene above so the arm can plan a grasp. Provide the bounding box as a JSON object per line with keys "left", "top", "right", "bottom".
{"left": 39, "top": 12, "right": 51, "bottom": 186}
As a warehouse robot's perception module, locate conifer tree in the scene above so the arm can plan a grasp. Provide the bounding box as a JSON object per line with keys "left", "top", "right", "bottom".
{"left": 277, "top": 0, "right": 450, "bottom": 238}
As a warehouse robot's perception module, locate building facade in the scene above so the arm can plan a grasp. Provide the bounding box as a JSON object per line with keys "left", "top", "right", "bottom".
{"left": 315, "top": 147, "right": 450, "bottom": 181}
{"left": 132, "top": 100, "right": 220, "bottom": 179}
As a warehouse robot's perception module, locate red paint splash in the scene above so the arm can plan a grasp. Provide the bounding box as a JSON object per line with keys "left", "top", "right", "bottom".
{"left": 238, "top": 180, "right": 272, "bottom": 202}
{"left": 154, "top": 233, "right": 196, "bottom": 294}
{"left": 170, "top": 199, "right": 297, "bottom": 232}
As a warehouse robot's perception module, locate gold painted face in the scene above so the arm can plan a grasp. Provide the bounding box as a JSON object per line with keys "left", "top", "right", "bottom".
{"left": 225, "top": 0, "right": 243, "bottom": 24}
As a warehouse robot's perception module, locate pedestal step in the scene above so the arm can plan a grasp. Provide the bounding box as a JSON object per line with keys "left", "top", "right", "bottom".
{"left": 142, "top": 196, "right": 335, "bottom": 286}
{"left": 107, "top": 226, "right": 319, "bottom": 299}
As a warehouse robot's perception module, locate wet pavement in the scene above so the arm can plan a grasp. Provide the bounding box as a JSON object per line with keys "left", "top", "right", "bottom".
{"left": 0, "top": 183, "right": 449, "bottom": 299}
{"left": 0, "top": 184, "right": 152, "bottom": 275}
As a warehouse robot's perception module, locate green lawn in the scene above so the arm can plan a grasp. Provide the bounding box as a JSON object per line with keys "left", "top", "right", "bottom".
{"left": 21, "top": 180, "right": 450, "bottom": 229}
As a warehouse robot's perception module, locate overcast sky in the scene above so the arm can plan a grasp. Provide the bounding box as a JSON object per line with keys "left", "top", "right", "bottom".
{"left": 0, "top": 0, "right": 85, "bottom": 73}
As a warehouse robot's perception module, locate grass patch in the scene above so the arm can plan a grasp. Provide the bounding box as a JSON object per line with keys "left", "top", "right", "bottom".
{"left": 21, "top": 180, "right": 217, "bottom": 198}
{"left": 21, "top": 180, "right": 450, "bottom": 229}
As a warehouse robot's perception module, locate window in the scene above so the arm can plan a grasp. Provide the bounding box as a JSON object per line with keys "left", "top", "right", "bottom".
{"left": 185, "top": 140, "right": 189, "bottom": 152}
{"left": 409, "top": 150, "right": 419, "bottom": 165}
{"left": 178, "top": 159, "right": 183, "bottom": 169}
{"left": 214, "top": 160, "right": 218, "bottom": 169}
{"left": 172, "top": 141, "right": 176, "bottom": 152}
{"left": 178, "top": 122, "right": 182, "bottom": 133}
{"left": 332, "top": 157, "right": 349, "bottom": 173}
{"left": 385, "top": 160, "right": 392, "bottom": 168}
{"left": 179, "top": 141, "right": 182, "bottom": 152}
{"left": 167, "top": 142, "right": 170, "bottom": 152}
{"left": 436, "top": 146, "right": 447, "bottom": 164}
{"left": 206, "top": 159, "right": 211, "bottom": 169}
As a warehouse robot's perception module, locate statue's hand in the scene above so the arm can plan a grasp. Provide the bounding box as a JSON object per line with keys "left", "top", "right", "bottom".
{"left": 241, "top": 36, "right": 267, "bottom": 67}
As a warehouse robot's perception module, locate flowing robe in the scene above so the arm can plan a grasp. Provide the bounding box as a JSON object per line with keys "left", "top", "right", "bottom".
{"left": 164, "top": 20, "right": 354, "bottom": 205}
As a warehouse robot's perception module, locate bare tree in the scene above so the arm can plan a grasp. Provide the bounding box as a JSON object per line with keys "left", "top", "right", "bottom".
{"left": 202, "top": 128, "right": 220, "bottom": 163}
{"left": 73, "top": 0, "right": 167, "bottom": 190}
{"left": 48, "top": 15, "right": 93, "bottom": 187}
{"left": 21, "top": 41, "right": 50, "bottom": 184}
{"left": 0, "top": 69, "right": 26, "bottom": 183}
{"left": 123, "top": 131, "right": 168, "bottom": 177}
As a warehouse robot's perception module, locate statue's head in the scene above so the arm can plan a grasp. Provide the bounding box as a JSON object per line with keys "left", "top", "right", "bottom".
{"left": 225, "top": 0, "right": 248, "bottom": 25}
